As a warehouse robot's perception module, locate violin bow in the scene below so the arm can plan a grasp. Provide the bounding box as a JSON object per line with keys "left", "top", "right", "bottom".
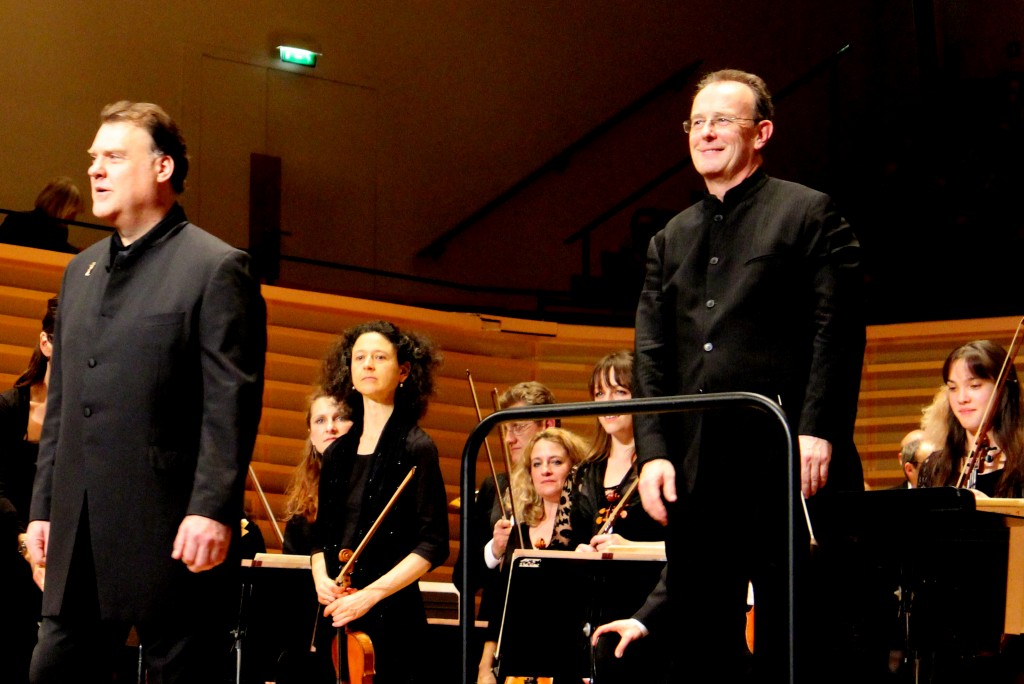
{"left": 247, "top": 464, "right": 284, "bottom": 547}
{"left": 956, "top": 316, "right": 1024, "bottom": 488}
{"left": 491, "top": 388, "right": 527, "bottom": 550}
{"left": 466, "top": 370, "right": 508, "bottom": 520}
{"left": 334, "top": 466, "right": 417, "bottom": 587}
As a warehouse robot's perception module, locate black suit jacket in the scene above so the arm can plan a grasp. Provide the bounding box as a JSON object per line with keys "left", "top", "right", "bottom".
{"left": 31, "top": 204, "right": 266, "bottom": 622}
{"left": 633, "top": 171, "right": 865, "bottom": 493}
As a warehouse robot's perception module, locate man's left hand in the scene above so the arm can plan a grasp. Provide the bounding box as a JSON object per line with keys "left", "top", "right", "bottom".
{"left": 799, "top": 435, "right": 832, "bottom": 498}
{"left": 172, "top": 515, "right": 232, "bottom": 572}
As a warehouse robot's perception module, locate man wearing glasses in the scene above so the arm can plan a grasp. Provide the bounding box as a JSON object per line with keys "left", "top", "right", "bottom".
{"left": 633, "top": 69, "right": 866, "bottom": 680}
{"left": 469, "top": 381, "right": 557, "bottom": 684}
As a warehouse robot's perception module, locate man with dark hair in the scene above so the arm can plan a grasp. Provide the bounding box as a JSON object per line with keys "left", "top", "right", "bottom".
{"left": 633, "top": 69, "right": 866, "bottom": 679}
{"left": 26, "top": 102, "right": 266, "bottom": 683}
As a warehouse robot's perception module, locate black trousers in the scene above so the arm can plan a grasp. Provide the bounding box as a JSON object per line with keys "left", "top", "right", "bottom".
{"left": 29, "top": 513, "right": 234, "bottom": 684}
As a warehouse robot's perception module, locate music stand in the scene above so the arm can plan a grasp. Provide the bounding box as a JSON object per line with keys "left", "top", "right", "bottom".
{"left": 236, "top": 554, "right": 321, "bottom": 684}
{"left": 495, "top": 548, "right": 665, "bottom": 681}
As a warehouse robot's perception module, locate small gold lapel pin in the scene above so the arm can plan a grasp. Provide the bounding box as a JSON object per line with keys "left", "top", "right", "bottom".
{"left": 84, "top": 261, "right": 97, "bottom": 276}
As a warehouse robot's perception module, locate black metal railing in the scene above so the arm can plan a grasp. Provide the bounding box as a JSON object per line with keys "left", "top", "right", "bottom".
{"left": 458, "top": 391, "right": 799, "bottom": 684}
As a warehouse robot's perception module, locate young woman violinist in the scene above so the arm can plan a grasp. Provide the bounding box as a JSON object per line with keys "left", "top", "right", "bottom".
{"left": 917, "top": 339, "right": 1024, "bottom": 496}
{"left": 566, "top": 351, "right": 663, "bottom": 551}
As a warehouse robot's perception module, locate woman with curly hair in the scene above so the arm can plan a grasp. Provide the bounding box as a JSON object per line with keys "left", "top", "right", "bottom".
{"left": 310, "top": 321, "right": 449, "bottom": 684}
{"left": 917, "top": 339, "right": 1024, "bottom": 496}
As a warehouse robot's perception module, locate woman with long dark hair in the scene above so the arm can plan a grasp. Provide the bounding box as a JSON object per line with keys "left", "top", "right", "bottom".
{"left": 918, "top": 339, "right": 1024, "bottom": 496}
{"left": 0, "top": 295, "right": 57, "bottom": 683}
{"left": 567, "top": 351, "right": 664, "bottom": 550}
{"left": 310, "top": 321, "right": 449, "bottom": 684}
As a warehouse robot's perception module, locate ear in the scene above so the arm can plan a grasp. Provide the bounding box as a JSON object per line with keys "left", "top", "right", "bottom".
{"left": 543, "top": 418, "right": 557, "bottom": 429}
{"left": 753, "top": 119, "right": 773, "bottom": 150}
{"left": 154, "top": 154, "right": 175, "bottom": 184}
{"left": 399, "top": 362, "right": 411, "bottom": 383}
{"left": 903, "top": 461, "right": 915, "bottom": 479}
{"left": 39, "top": 331, "right": 53, "bottom": 359}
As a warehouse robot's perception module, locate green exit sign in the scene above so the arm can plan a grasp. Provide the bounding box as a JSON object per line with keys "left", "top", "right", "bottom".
{"left": 277, "top": 46, "right": 318, "bottom": 67}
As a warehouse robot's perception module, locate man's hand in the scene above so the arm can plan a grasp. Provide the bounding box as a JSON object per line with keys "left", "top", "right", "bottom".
{"left": 171, "top": 515, "right": 231, "bottom": 573}
{"left": 26, "top": 520, "right": 49, "bottom": 568}
{"left": 638, "top": 459, "right": 676, "bottom": 525}
{"left": 799, "top": 435, "right": 832, "bottom": 498}
{"left": 591, "top": 619, "right": 647, "bottom": 658}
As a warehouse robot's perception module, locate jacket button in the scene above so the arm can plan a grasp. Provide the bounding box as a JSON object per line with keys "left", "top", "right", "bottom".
{"left": 88, "top": 358, "right": 97, "bottom": 368}
{"left": 706, "top": 299, "right": 715, "bottom": 308}
{"left": 709, "top": 256, "right": 719, "bottom": 265}
{"left": 83, "top": 407, "right": 92, "bottom": 417}
{"left": 703, "top": 342, "right": 713, "bottom": 352}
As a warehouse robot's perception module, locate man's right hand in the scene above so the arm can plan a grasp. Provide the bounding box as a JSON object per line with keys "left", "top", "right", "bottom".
{"left": 638, "top": 459, "right": 676, "bottom": 525}
{"left": 26, "top": 520, "right": 49, "bottom": 568}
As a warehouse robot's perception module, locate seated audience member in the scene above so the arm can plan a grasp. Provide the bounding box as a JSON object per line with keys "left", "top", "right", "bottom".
{"left": 917, "top": 340, "right": 1024, "bottom": 497}
{"left": 479, "top": 428, "right": 587, "bottom": 684}
{"left": 468, "top": 382, "right": 557, "bottom": 684}
{"left": 0, "top": 296, "right": 57, "bottom": 683}
{"left": 0, "top": 177, "right": 83, "bottom": 253}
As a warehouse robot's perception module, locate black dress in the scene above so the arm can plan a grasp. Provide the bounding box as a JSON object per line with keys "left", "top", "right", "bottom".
{"left": 566, "top": 457, "right": 665, "bottom": 548}
{"left": 0, "top": 385, "right": 42, "bottom": 684}
{"left": 312, "top": 409, "right": 449, "bottom": 684}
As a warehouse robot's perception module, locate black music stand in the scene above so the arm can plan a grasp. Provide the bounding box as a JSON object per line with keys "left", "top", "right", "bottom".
{"left": 495, "top": 548, "right": 665, "bottom": 682}
{"left": 236, "top": 554, "right": 323, "bottom": 684}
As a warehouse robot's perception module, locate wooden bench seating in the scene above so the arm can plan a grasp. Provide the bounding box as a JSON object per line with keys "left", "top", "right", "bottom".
{"left": 2, "top": 243, "right": 1020, "bottom": 580}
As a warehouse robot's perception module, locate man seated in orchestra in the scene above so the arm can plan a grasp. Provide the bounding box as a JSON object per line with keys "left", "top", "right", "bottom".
{"left": 894, "top": 429, "right": 935, "bottom": 490}
{"left": 467, "top": 381, "right": 557, "bottom": 684}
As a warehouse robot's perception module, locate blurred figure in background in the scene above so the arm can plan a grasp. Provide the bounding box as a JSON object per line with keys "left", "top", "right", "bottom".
{"left": 0, "top": 177, "right": 83, "bottom": 253}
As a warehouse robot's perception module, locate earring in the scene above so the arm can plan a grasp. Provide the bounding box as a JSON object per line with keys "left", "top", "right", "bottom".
{"left": 399, "top": 381, "right": 405, "bottom": 388}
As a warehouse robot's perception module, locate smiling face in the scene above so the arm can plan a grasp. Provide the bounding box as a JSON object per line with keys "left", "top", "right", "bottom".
{"left": 688, "top": 80, "right": 772, "bottom": 198}
{"left": 529, "top": 439, "right": 573, "bottom": 504}
{"left": 308, "top": 395, "right": 350, "bottom": 454}
{"left": 946, "top": 358, "right": 996, "bottom": 436}
{"left": 594, "top": 367, "right": 633, "bottom": 439}
{"left": 87, "top": 122, "right": 173, "bottom": 235}
{"left": 350, "top": 332, "right": 409, "bottom": 405}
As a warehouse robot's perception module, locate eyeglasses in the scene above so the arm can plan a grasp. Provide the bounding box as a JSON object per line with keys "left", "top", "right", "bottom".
{"left": 683, "top": 116, "right": 758, "bottom": 134}
{"left": 506, "top": 421, "right": 539, "bottom": 436}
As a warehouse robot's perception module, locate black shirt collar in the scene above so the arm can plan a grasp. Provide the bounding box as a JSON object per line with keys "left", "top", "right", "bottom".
{"left": 108, "top": 203, "right": 187, "bottom": 266}
{"left": 703, "top": 168, "right": 769, "bottom": 210}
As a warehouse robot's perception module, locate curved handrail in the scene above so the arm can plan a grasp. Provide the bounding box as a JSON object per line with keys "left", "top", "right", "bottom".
{"left": 458, "top": 391, "right": 797, "bottom": 684}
